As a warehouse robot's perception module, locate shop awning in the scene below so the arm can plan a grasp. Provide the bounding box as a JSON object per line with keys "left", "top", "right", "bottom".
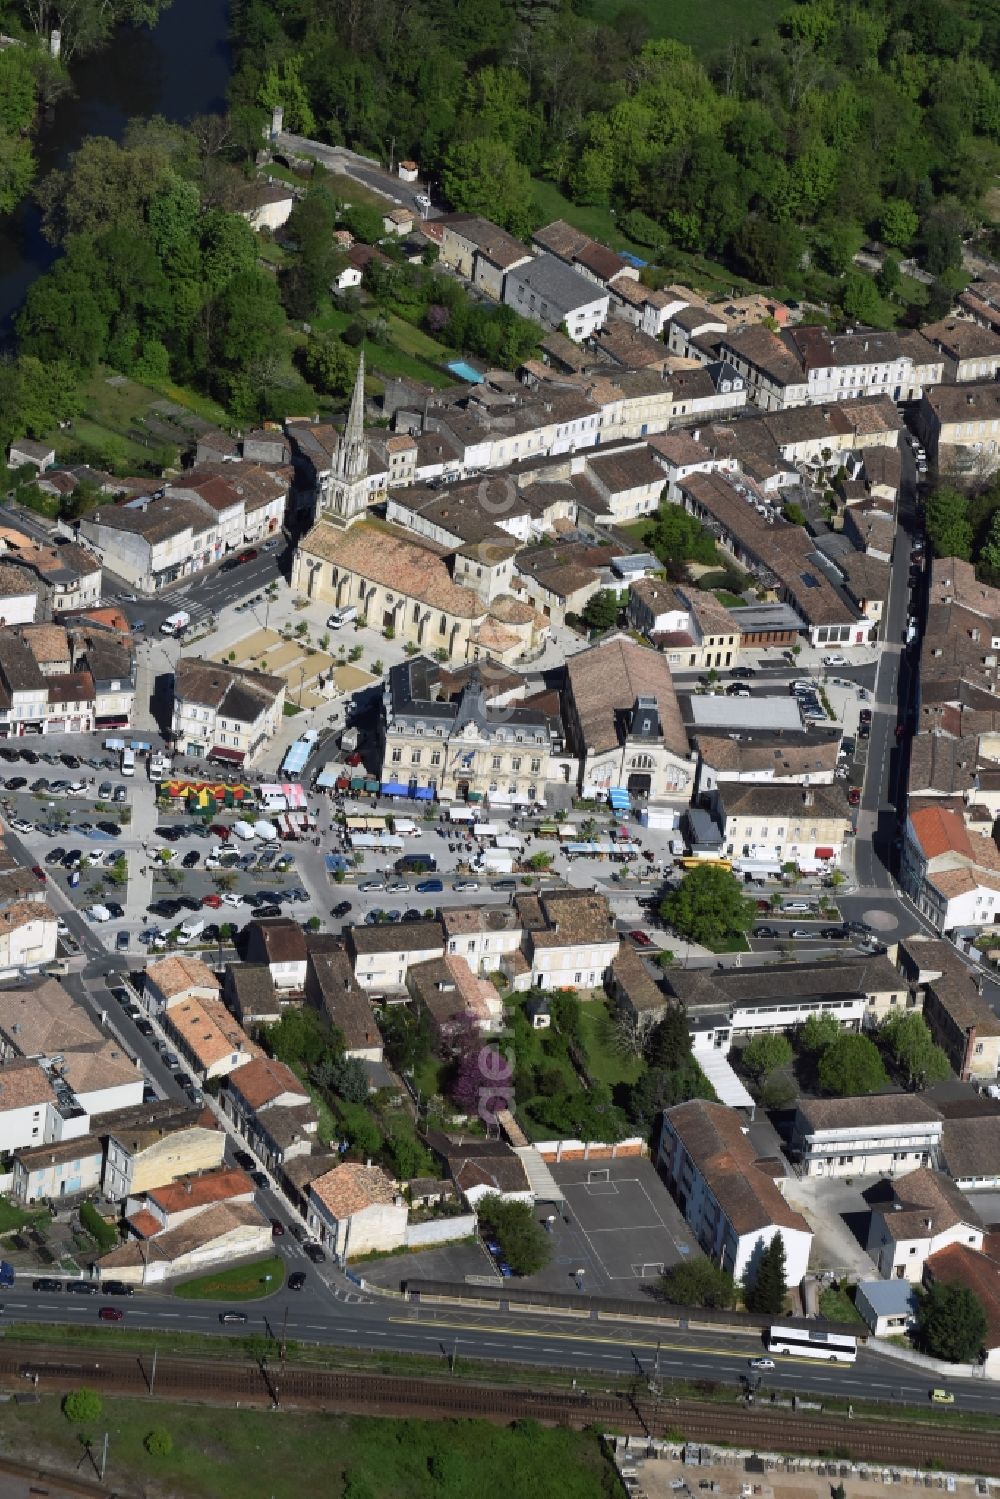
{"left": 96, "top": 715, "right": 130, "bottom": 729}
{"left": 316, "top": 771, "right": 339, "bottom": 789}
{"left": 467, "top": 791, "right": 484, "bottom": 803}
{"left": 349, "top": 775, "right": 365, "bottom": 790}
{"left": 364, "top": 779, "right": 379, "bottom": 793}
{"left": 814, "top": 847, "right": 835, "bottom": 859}
{"left": 412, "top": 787, "right": 434, "bottom": 800}
{"left": 210, "top": 746, "right": 246, "bottom": 764}
{"left": 380, "top": 782, "right": 410, "bottom": 796}
{"left": 609, "top": 786, "right": 630, "bottom": 808}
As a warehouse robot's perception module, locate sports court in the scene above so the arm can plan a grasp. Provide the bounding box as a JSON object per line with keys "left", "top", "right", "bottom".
{"left": 545, "top": 1156, "right": 699, "bottom": 1294}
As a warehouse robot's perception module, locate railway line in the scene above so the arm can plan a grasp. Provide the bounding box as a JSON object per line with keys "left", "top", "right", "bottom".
{"left": 2, "top": 1345, "right": 999, "bottom": 1476}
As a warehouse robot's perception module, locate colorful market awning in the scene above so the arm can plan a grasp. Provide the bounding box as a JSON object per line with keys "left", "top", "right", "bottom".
{"left": 380, "top": 782, "right": 410, "bottom": 796}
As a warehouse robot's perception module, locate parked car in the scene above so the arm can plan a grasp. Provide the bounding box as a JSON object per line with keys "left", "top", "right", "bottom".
{"left": 32, "top": 1277, "right": 62, "bottom": 1292}
{"left": 359, "top": 879, "right": 385, "bottom": 893}
{"left": 416, "top": 878, "right": 444, "bottom": 893}
{"left": 820, "top": 926, "right": 847, "bottom": 939}
{"left": 67, "top": 1281, "right": 98, "bottom": 1295}
{"left": 182, "top": 850, "right": 200, "bottom": 868}
{"left": 629, "top": 930, "right": 652, "bottom": 947}
{"left": 250, "top": 1170, "right": 269, "bottom": 1189}
{"left": 202, "top": 893, "right": 222, "bottom": 908}
{"left": 848, "top": 786, "right": 862, "bottom": 806}
{"left": 233, "top": 1150, "right": 255, "bottom": 1170}
{"left": 753, "top": 926, "right": 779, "bottom": 939}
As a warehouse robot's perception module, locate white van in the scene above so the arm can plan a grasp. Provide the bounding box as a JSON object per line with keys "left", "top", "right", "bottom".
{"left": 327, "top": 606, "right": 357, "bottom": 629}
{"left": 176, "top": 918, "right": 205, "bottom": 946}
{"left": 121, "top": 748, "right": 135, "bottom": 777}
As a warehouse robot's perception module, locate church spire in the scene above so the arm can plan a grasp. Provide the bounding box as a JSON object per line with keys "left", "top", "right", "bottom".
{"left": 344, "top": 347, "right": 366, "bottom": 450}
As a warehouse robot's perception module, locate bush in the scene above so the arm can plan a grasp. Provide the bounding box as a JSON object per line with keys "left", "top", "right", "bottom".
{"left": 145, "top": 1428, "right": 173, "bottom": 1457}
{"left": 80, "top": 1201, "right": 117, "bottom": 1252}
{"left": 64, "top": 1388, "right": 102, "bottom": 1423}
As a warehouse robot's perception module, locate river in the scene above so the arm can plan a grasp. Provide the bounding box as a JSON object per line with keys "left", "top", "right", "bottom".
{"left": 0, "top": 0, "right": 231, "bottom": 337}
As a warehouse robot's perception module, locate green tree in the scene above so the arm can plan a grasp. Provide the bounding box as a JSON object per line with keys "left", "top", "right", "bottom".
{"left": 625, "top": 1058, "right": 715, "bottom": 1131}
{"left": 36, "top": 136, "right": 169, "bottom": 246}
{"left": 476, "top": 1193, "right": 551, "bottom": 1276}
{"left": 645, "top": 1007, "right": 691, "bottom": 1070}
{"left": 879, "top": 198, "right": 919, "bottom": 249}
{"left": 978, "top": 508, "right": 1000, "bottom": 578}
{"left": 301, "top": 333, "right": 357, "bottom": 398}
{"left": 581, "top": 589, "right": 621, "bottom": 632}
{"left": 0, "top": 134, "right": 35, "bottom": 218}
{"left": 926, "top": 486, "right": 973, "bottom": 560}
{"left": 879, "top": 1011, "right": 950, "bottom": 1089}
{"left": 660, "top": 866, "right": 755, "bottom": 949}
{"left": 876, "top": 254, "right": 901, "bottom": 299}
{"left": 916, "top": 1281, "right": 987, "bottom": 1363}
{"left": 841, "top": 271, "right": 881, "bottom": 323}
{"left": 742, "top": 1033, "right": 793, "bottom": 1082}
{"left": 441, "top": 135, "right": 538, "bottom": 237}
{"left": 661, "top": 1258, "right": 736, "bottom": 1309}
{"left": 257, "top": 56, "right": 316, "bottom": 135}
{"left": 799, "top": 1011, "right": 841, "bottom": 1056}
{"left": 144, "top": 1428, "right": 173, "bottom": 1457}
{"left": 746, "top": 1234, "right": 787, "bottom": 1314}
{"left": 63, "top": 1389, "right": 102, "bottom": 1423}
{"left": 817, "top": 1032, "right": 888, "bottom": 1096}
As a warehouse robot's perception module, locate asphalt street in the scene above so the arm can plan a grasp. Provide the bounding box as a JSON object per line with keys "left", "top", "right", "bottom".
{"left": 4, "top": 1279, "right": 1000, "bottom": 1413}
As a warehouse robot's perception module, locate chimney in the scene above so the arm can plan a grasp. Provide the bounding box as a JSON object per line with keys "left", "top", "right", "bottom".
{"left": 802, "top": 787, "right": 814, "bottom": 807}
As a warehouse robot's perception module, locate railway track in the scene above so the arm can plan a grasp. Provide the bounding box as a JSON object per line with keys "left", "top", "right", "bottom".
{"left": 2, "top": 1347, "right": 998, "bottom": 1476}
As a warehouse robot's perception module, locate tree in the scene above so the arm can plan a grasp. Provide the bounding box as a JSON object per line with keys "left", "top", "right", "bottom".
{"left": 879, "top": 1011, "right": 950, "bottom": 1090}
{"left": 876, "top": 254, "right": 901, "bottom": 299}
{"left": 441, "top": 135, "right": 538, "bottom": 237}
{"left": 36, "top": 136, "right": 169, "bottom": 246}
{"left": 745, "top": 1234, "right": 787, "bottom": 1314}
{"left": 742, "top": 1033, "right": 792, "bottom": 1082}
{"left": 301, "top": 334, "right": 357, "bottom": 398}
{"left": 817, "top": 1032, "right": 888, "bottom": 1096}
{"left": 581, "top": 589, "right": 621, "bottom": 632}
{"left": 660, "top": 866, "right": 755, "bottom": 949}
{"left": 645, "top": 1007, "right": 691, "bottom": 1070}
{"left": 0, "top": 134, "right": 35, "bottom": 218}
{"left": 916, "top": 1281, "right": 987, "bottom": 1363}
{"left": 476, "top": 1193, "right": 551, "bottom": 1276}
{"left": 144, "top": 1428, "right": 173, "bottom": 1457}
{"left": 325, "top": 1055, "right": 370, "bottom": 1105}
{"left": 661, "top": 1258, "right": 736, "bottom": 1309}
{"left": 799, "top": 1011, "right": 841, "bottom": 1056}
{"left": 841, "top": 271, "right": 881, "bottom": 324}
{"left": 879, "top": 198, "right": 919, "bottom": 249}
{"left": 63, "top": 1389, "right": 102, "bottom": 1423}
{"left": 978, "top": 508, "right": 1000, "bottom": 579}
{"left": 926, "top": 486, "right": 973, "bottom": 560}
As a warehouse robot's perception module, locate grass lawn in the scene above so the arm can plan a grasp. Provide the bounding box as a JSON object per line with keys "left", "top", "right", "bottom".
{"left": 702, "top": 933, "right": 750, "bottom": 954}
{"left": 0, "top": 1395, "right": 615, "bottom": 1499}
{"left": 712, "top": 589, "right": 745, "bottom": 608}
{"left": 305, "top": 1081, "right": 337, "bottom": 1146}
{"left": 582, "top": 0, "right": 787, "bottom": 54}
{"left": 173, "top": 1255, "right": 285, "bottom": 1301}
{"left": 819, "top": 1285, "right": 865, "bottom": 1325}
{"left": 0, "top": 1196, "right": 45, "bottom": 1234}
{"left": 577, "top": 999, "right": 644, "bottom": 1088}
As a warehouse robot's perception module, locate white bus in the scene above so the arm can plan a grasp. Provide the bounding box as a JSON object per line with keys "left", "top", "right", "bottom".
{"left": 766, "top": 1324, "right": 857, "bottom": 1364}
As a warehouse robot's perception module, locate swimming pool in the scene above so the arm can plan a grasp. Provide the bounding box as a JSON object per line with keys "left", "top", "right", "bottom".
{"left": 447, "top": 359, "right": 484, "bottom": 383}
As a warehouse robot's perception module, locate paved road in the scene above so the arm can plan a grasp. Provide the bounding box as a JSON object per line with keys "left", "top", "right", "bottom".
{"left": 4, "top": 1278, "right": 1000, "bottom": 1413}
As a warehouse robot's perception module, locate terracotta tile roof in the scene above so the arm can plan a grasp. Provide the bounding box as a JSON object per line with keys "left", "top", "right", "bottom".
{"left": 298, "top": 520, "right": 485, "bottom": 619}
{"left": 925, "top": 1242, "right": 1000, "bottom": 1351}
{"left": 226, "top": 1056, "right": 308, "bottom": 1111}
{"left": 248, "top": 917, "right": 307, "bottom": 964}
{"left": 666, "top": 1099, "right": 810, "bottom": 1236}
{"left": 566, "top": 633, "right": 688, "bottom": 757}
{"left": 516, "top": 888, "right": 618, "bottom": 950}
{"left": 0, "top": 1058, "right": 57, "bottom": 1110}
{"left": 100, "top": 1201, "right": 269, "bottom": 1269}
{"left": 148, "top": 1166, "right": 253, "bottom": 1215}
{"left": 126, "top": 1209, "right": 162, "bottom": 1239}
{"left": 59, "top": 1041, "right": 139, "bottom": 1095}
{"left": 910, "top": 804, "right": 986, "bottom": 862}
{"left": 796, "top": 1094, "right": 942, "bottom": 1133}
{"left": 867, "top": 1167, "right": 981, "bottom": 1240}
{"left": 941, "top": 1116, "right": 1000, "bottom": 1182}
{"left": 166, "top": 996, "right": 259, "bottom": 1071}
{"left": 310, "top": 1161, "right": 398, "bottom": 1219}
{"left": 146, "top": 955, "right": 220, "bottom": 1001}
{"left": 0, "top": 899, "right": 57, "bottom": 936}
{"left": 0, "top": 977, "right": 99, "bottom": 1056}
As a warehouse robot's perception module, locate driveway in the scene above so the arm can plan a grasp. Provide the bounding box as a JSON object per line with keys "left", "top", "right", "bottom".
{"left": 779, "top": 1173, "right": 878, "bottom": 1278}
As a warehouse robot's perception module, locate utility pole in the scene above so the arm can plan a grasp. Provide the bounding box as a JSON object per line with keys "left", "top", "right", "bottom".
{"left": 100, "top": 1432, "right": 109, "bottom": 1482}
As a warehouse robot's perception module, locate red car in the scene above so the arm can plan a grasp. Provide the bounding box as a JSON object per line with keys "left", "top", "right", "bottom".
{"left": 209, "top": 824, "right": 230, "bottom": 842}
{"left": 32, "top": 865, "right": 46, "bottom": 883}
{"left": 202, "top": 893, "right": 222, "bottom": 909}
{"left": 629, "top": 930, "right": 652, "bottom": 947}
{"left": 270, "top": 1219, "right": 285, "bottom": 1238}
{"left": 98, "top": 1306, "right": 123, "bottom": 1322}
{"left": 237, "top": 548, "right": 258, "bottom": 564}
{"left": 848, "top": 787, "right": 862, "bottom": 806}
